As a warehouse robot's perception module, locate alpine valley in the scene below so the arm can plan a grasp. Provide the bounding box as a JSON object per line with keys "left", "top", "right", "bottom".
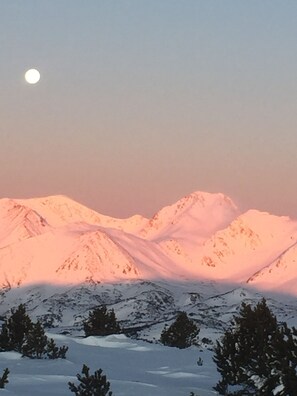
{"left": 1, "top": 191, "right": 297, "bottom": 340}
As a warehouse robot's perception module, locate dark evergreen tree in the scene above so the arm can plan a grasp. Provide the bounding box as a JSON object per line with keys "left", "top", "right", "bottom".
{"left": 0, "top": 368, "right": 9, "bottom": 389}
{"left": 0, "top": 304, "right": 33, "bottom": 352}
{"left": 84, "top": 305, "right": 121, "bottom": 337}
{"left": 46, "top": 338, "right": 60, "bottom": 359}
{"left": 0, "top": 324, "right": 10, "bottom": 351}
{"left": 265, "top": 322, "right": 297, "bottom": 394}
{"left": 0, "top": 304, "right": 67, "bottom": 360}
{"left": 46, "top": 338, "right": 68, "bottom": 359}
{"left": 56, "top": 344, "right": 69, "bottom": 359}
{"left": 22, "top": 321, "right": 48, "bottom": 358}
{"left": 160, "top": 311, "right": 199, "bottom": 349}
{"left": 213, "top": 298, "right": 297, "bottom": 395}
{"left": 68, "top": 364, "right": 112, "bottom": 396}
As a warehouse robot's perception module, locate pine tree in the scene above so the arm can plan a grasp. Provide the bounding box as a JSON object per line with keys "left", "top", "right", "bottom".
{"left": 57, "top": 344, "right": 69, "bottom": 359}
{"left": 0, "top": 323, "right": 10, "bottom": 351}
{"left": 0, "top": 304, "right": 33, "bottom": 352}
{"left": 160, "top": 311, "right": 199, "bottom": 349}
{"left": 84, "top": 305, "right": 121, "bottom": 337}
{"left": 45, "top": 337, "right": 68, "bottom": 359}
{"left": 68, "top": 364, "right": 112, "bottom": 396}
{"left": 213, "top": 298, "right": 297, "bottom": 395}
{"left": 0, "top": 304, "right": 68, "bottom": 360}
{"left": 265, "top": 322, "right": 297, "bottom": 394}
{"left": 0, "top": 368, "right": 9, "bottom": 389}
{"left": 22, "top": 321, "right": 48, "bottom": 358}
{"left": 46, "top": 338, "right": 59, "bottom": 359}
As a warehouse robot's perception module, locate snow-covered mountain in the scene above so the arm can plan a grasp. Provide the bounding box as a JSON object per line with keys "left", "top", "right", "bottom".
{"left": 194, "top": 210, "right": 297, "bottom": 282}
{"left": 0, "top": 191, "right": 297, "bottom": 291}
{"left": 16, "top": 195, "right": 148, "bottom": 232}
{"left": 139, "top": 191, "right": 239, "bottom": 242}
{"left": 0, "top": 199, "right": 51, "bottom": 248}
{"left": 1, "top": 191, "right": 297, "bottom": 339}
{"left": 247, "top": 240, "right": 297, "bottom": 294}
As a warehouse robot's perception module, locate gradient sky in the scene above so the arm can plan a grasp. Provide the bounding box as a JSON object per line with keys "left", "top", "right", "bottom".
{"left": 1, "top": 1, "right": 297, "bottom": 219}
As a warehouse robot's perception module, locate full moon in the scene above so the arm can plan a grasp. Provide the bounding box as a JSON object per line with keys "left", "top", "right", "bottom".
{"left": 25, "top": 69, "right": 41, "bottom": 84}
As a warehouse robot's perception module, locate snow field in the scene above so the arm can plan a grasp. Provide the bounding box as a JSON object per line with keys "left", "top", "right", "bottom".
{"left": 0, "top": 333, "right": 218, "bottom": 396}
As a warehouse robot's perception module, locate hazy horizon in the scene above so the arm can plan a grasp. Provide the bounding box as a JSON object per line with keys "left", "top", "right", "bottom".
{"left": 1, "top": 1, "right": 297, "bottom": 219}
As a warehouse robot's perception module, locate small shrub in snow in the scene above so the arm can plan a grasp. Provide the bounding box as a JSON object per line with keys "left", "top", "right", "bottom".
{"left": 68, "top": 364, "right": 112, "bottom": 396}
{"left": 46, "top": 338, "right": 61, "bottom": 359}
{"left": 46, "top": 339, "right": 68, "bottom": 359}
{"left": 201, "top": 337, "right": 212, "bottom": 345}
{"left": 0, "top": 368, "right": 9, "bottom": 389}
{"left": 160, "top": 311, "right": 199, "bottom": 349}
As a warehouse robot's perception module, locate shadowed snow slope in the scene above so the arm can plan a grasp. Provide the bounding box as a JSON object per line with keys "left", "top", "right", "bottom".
{"left": 0, "top": 191, "right": 297, "bottom": 295}
{"left": 0, "top": 332, "right": 218, "bottom": 396}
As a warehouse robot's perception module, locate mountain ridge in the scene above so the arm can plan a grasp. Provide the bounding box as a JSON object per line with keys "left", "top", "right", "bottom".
{"left": 0, "top": 191, "right": 297, "bottom": 296}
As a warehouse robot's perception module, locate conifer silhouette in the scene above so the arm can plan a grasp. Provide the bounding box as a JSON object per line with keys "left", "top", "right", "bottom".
{"left": 68, "top": 364, "right": 112, "bottom": 396}
{"left": 213, "top": 298, "right": 297, "bottom": 395}
{"left": 0, "top": 368, "right": 9, "bottom": 389}
{"left": 160, "top": 311, "right": 199, "bottom": 349}
{"left": 84, "top": 305, "right": 120, "bottom": 337}
{"left": 0, "top": 304, "right": 67, "bottom": 360}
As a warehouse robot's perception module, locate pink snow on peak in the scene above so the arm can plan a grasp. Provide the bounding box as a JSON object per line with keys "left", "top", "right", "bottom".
{"left": 139, "top": 191, "right": 239, "bottom": 241}
{"left": 15, "top": 195, "right": 148, "bottom": 232}
{"left": 0, "top": 191, "right": 297, "bottom": 295}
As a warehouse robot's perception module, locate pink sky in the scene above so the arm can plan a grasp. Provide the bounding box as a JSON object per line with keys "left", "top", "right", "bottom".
{"left": 1, "top": 1, "right": 297, "bottom": 219}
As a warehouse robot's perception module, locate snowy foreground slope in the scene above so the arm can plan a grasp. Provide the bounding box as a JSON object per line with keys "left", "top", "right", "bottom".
{"left": 1, "top": 281, "right": 297, "bottom": 396}
{"left": 0, "top": 333, "right": 218, "bottom": 396}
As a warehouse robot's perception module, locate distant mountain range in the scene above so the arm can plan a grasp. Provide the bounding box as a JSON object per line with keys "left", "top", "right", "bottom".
{"left": 0, "top": 191, "right": 296, "bottom": 295}
{"left": 1, "top": 191, "right": 297, "bottom": 338}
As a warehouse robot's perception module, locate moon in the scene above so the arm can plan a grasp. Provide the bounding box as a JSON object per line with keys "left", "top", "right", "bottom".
{"left": 25, "top": 69, "right": 41, "bottom": 84}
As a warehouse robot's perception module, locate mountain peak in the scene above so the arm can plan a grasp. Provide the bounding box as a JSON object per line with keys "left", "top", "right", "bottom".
{"left": 182, "top": 191, "right": 237, "bottom": 208}
{"left": 0, "top": 199, "right": 51, "bottom": 248}
{"left": 13, "top": 195, "right": 147, "bottom": 233}
{"left": 1, "top": 191, "right": 297, "bottom": 295}
{"left": 140, "top": 191, "right": 239, "bottom": 241}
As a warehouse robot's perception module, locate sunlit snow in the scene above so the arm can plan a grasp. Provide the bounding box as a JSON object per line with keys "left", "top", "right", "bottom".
{"left": 0, "top": 191, "right": 296, "bottom": 293}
